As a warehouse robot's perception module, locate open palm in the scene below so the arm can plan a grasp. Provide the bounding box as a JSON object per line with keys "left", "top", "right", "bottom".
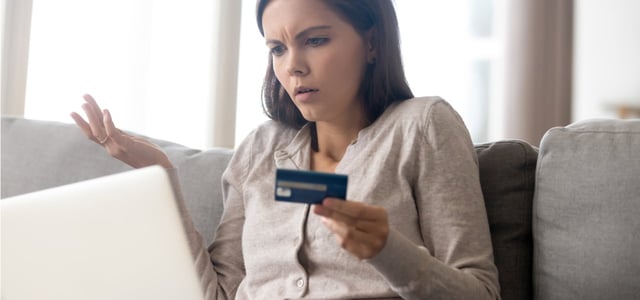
{"left": 70, "top": 94, "right": 173, "bottom": 169}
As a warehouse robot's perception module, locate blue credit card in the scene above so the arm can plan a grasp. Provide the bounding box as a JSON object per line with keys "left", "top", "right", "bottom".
{"left": 275, "top": 169, "right": 348, "bottom": 204}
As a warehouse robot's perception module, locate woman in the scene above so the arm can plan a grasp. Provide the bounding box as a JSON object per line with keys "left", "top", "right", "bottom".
{"left": 71, "top": 0, "right": 500, "bottom": 299}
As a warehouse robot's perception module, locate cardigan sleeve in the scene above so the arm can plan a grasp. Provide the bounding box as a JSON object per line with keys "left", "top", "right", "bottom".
{"left": 366, "top": 100, "right": 501, "bottom": 299}
{"left": 167, "top": 131, "right": 253, "bottom": 300}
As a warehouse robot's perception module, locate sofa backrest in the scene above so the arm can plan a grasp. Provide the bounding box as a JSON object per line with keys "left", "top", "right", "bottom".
{"left": 1, "top": 117, "right": 232, "bottom": 244}
{"left": 476, "top": 140, "right": 538, "bottom": 300}
{"left": 533, "top": 119, "right": 640, "bottom": 299}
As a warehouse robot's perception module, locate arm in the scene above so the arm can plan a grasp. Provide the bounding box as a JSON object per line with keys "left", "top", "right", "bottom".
{"left": 369, "top": 101, "right": 500, "bottom": 299}
{"left": 72, "top": 94, "right": 247, "bottom": 299}
{"left": 314, "top": 101, "right": 500, "bottom": 299}
{"left": 167, "top": 167, "right": 246, "bottom": 300}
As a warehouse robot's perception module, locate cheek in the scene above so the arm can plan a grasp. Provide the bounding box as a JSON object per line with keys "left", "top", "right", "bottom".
{"left": 327, "top": 51, "right": 367, "bottom": 92}
{"left": 272, "top": 61, "right": 282, "bottom": 81}
{"left": 273, "top": 59, "right": 295, "bottom": 97}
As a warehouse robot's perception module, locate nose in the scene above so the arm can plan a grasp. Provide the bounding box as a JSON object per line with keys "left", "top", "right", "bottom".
{"left": 285, "top": 50, "right": 308, "bottom": 76}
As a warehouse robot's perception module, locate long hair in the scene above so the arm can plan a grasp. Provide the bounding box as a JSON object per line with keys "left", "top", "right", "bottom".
{"left": 256, "top": 0, "right": 413, "bottom": 130}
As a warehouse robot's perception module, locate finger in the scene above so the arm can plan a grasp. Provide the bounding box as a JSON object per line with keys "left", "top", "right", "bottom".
{"left": 83, "top": 94, "right": 104, "bottom": 121}
{"left": 81, "top": 103, "right": 105, "bottom": 138}
{"left": 322, "top": 198, "right": 368, "bottom": 219}
{"left": 315, "top": 203, "right": 389, "bottom": 242}
{"left": 81, "top": 95, "right": 107, "bottom": 138}
{"left": 102, "top": 109, "right": 118, "bottom": 144}
{"left": 317, "top": 199, "right": 386, "bottom": 221}
{"left": 315, "top": 206, "right": 385, "bottom": 233}
{"left": 70, "top": 112, "right": 99, "bottom": 142}
{"left": 322, "top": 217, "right": 368, "bottom": 242}
{"left": 321, "top": 217, "right": 385, "bottom": 259}
{"left": 102, "top": 109, "right": 133, "bottom": 154}
{"left": 314, "top": 205, "right": 358, "bottom": 227}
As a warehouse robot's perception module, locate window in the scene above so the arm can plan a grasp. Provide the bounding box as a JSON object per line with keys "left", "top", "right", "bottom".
{"left": 395, "top": 0, "right": 505, "bottom": 142}
{"left": 24, "top": 0, "right": 219, "bottom": 149}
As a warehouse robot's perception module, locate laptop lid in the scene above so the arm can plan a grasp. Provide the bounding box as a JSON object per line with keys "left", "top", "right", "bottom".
{"left": 1, "top": 166, "right": 205, "bottom": 300}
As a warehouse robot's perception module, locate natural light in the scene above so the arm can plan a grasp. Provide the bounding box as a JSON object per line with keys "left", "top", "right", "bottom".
{"left": 25, "top": 0, "right": 503, "bottom": 149}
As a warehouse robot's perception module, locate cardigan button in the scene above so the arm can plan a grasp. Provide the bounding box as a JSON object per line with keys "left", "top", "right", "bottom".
{"left": 296, "top": 278, "right": 305, "bottom": 288}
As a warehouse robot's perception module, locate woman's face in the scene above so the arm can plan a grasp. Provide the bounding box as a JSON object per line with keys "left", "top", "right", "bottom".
{"left": 262, "top": 0, "right": 373, "bottom": 125}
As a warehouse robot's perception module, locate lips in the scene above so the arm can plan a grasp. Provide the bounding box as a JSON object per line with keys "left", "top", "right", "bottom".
{"left": 294, "top": 86, "right": 319, "bottom": 102}
{"left": 295, "top": 87, "right": 319, "bottom": 95}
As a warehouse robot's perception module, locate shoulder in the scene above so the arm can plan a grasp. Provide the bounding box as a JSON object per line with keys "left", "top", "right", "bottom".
{"left": 392, "top": 96, "right": 445, "bottom": 112}
{"left": 381, "top": 96, "right": 464, "bottom": 129}
{"left": 381, "top": 96, "right": 472, "bottom": 149}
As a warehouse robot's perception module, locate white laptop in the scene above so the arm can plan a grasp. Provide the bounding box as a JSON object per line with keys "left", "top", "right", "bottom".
{"left": 1, "top": 166, "right": 205, "bottom": 300}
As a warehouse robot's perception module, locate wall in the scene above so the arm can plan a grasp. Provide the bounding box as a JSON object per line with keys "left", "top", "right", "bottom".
{"left": 573, "top": 0, "right": 640, "bottom": 120}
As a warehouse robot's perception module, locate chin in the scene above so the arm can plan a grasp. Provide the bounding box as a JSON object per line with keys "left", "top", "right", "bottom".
{"left": 299, "top": 111, "right": 319, "bottom": 123}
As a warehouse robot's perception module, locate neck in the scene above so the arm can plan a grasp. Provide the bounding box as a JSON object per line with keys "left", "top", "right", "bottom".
{"left": 312, "top": 111, "right": 368, "bottom": 163}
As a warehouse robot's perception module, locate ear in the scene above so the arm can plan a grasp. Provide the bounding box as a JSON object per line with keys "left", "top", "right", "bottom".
{"left": 365, "top": 28, "right": 377, "bottom": 64}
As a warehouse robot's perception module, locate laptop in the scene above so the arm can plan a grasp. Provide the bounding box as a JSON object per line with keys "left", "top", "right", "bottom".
{"left": 1, "top": 166, "right": 205, "bottom": 300}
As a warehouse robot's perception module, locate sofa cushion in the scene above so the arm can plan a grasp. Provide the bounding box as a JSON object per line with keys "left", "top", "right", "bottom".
{"left": 1, "top": 117, "right": 232, "bottom": 244}
{"left": 475, "top": 140, "right": 538, "bottom": 300}
{"left": 533, "top": 119, "right": 640, "bottom": 299}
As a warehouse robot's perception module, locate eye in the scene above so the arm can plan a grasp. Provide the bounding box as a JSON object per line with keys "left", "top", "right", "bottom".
{"left": 270, "top": 45, "right": 285, "bottom": 57}
{"left": 306, "top": 37, "right": 328, "bottom": 47}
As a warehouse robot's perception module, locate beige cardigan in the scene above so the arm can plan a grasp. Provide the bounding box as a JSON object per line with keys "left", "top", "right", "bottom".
{"left": 172, "top": 97, "right": 500, "bottom": 299}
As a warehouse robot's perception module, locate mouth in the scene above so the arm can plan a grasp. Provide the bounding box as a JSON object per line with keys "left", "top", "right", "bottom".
{"left": 295, "top": 87, "right": 319, "bottom": 95}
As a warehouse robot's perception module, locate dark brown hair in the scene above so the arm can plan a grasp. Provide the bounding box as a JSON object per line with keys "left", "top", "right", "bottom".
{"left": 256, "top": 0, "right": 413, "bottom": 129}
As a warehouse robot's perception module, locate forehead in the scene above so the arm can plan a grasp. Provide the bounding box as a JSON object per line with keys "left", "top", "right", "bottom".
{"left": 262, "top": 0, "right": 350, "bottom": 38}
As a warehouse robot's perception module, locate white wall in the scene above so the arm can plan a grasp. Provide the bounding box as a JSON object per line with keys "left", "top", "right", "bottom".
{"left": 573, "top": 0, "right": 640, "bottom": 120}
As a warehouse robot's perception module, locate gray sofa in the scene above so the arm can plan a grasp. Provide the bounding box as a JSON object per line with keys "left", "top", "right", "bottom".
{"left": 2, "top": 116, "right": 639, "bottom": 300}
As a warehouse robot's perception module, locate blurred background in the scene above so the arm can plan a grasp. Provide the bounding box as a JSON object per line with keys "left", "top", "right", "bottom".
{"left": 2, "top": 0, "right": 639, "bottom": 149}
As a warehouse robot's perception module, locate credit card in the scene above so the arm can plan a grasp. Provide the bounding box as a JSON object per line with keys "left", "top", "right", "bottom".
{"left": 275, "top": 169, "right": 348, "bottom": 204}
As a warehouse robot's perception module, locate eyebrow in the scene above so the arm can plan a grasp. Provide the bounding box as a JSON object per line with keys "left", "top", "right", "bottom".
{"left": 266, "top": 25, "right": 332, "bottom": 45}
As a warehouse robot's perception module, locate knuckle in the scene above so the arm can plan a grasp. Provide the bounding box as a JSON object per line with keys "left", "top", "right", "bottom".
{"left": 338, "top": 237, "right": 348, "bottom": 249}
{"left": 362, "top": 249, "right": 374, "bottom": 260}
{"left": 373, "top": 237, "right": 385, "bottom": 251}
{"left": 380, "top": 225, "right": 390, "bottom": 237}
{"left": 344, "top": 228, "right": 355, "bottom": 241}
{"left": 106, "top": 147, "right": 123, "bottom": 157}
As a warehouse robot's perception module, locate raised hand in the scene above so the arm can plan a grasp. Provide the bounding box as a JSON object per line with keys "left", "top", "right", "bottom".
{"left": 313, "top": 198, "right": 390, "bottom": 260}
{"left": 70, "top": 94, "right": 174, "bottom": 169}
